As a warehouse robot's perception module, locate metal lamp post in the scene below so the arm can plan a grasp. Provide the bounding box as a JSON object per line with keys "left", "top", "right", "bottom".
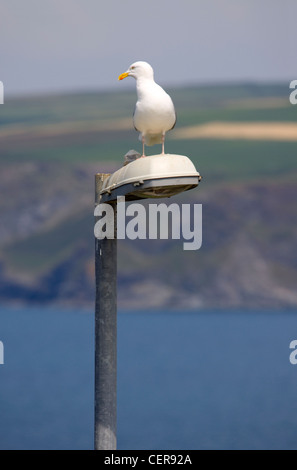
{"left": 94, "top": 154, "right": 201, "bottom": 450}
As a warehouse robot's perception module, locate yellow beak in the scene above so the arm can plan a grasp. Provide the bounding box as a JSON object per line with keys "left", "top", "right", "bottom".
{"left": 118, "top": 71, "right": 129, "bottom": 81}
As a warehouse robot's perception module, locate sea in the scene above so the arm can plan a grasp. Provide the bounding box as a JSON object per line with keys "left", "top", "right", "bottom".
{"left": 0, "top": 305, "right": 297, "bottom": 450}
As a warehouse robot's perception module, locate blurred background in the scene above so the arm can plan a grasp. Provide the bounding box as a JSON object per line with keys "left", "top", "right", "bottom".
{"left": 0, "top": 0, "right": 297, "bottom": 450}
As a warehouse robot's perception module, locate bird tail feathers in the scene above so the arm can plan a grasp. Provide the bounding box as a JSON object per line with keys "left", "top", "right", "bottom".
{"left": 139, "top": 133, "right": 162, "bottom": 146}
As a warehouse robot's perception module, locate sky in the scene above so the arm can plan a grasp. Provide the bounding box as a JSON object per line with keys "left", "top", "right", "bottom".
{"left": 1, "top": 0, "right": 296, "bottom": 96}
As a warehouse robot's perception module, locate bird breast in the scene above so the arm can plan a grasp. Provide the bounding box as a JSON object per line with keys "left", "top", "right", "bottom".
{"left": 133, "top": 82, "right": 176, "bottom": 134}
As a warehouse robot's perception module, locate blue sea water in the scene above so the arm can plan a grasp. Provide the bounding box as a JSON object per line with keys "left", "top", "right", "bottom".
{"left": 0, "top": 305, "right": 297, "bottom": 450}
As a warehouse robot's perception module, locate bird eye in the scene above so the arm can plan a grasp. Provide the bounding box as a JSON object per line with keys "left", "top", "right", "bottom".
{"left": 130, "top": 66, "right": 135, "bottom": 70}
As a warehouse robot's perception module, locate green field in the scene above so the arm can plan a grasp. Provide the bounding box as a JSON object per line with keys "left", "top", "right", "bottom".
{"left": 1, "top": 83, "right": 297, "bottom": 308}
{"left": 1, "top": 83, "right": 296, "bottom": 184}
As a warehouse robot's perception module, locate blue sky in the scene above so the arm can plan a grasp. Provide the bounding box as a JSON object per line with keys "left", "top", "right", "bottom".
{"left": 1, "top": 0, "right": 296, "bottom": 96}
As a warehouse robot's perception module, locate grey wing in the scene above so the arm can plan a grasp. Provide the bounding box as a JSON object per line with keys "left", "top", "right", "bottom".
{"left": 133, "top": 106, "right": 140, "bottom": 132}
{"left": 170, "top": 109, "right": 177, "bottom": 130}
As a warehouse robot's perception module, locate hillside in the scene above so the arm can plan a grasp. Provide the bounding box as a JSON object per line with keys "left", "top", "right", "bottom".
{"left": 0, "top": 83, "right": 296, "bottom": 310}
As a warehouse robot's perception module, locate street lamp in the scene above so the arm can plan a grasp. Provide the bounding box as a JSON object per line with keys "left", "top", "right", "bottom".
{"left": 94, "top": 153, "right": 202, "bottom": 450}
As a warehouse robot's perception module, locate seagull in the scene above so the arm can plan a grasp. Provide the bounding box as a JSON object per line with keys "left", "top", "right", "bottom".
{"left": 118, "top": 61, "right": 176, "bottom": 157}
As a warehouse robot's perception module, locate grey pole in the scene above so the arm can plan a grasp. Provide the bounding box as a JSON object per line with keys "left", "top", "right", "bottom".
{"left": 94, "top": 173, "right": 117, "bottom": 450}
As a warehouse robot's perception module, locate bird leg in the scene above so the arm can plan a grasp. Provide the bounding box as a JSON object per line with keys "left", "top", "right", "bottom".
{"left": 161, "top": 132, "right": 165, "bottom": 155}
{"left": 141, "top": 135, "right": 146, "bottom": 157}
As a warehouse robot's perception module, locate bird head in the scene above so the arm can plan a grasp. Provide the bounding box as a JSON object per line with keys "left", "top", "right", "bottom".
{"left": 118, "top": 61, "right": 154, "bottom": 81}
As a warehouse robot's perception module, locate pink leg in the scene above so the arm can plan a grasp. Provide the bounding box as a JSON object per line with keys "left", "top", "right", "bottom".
{"left": 161, "top": 133, "right": 165, "bottom": 155}
{"left": 141, "top": 136, "right": 146, "bottom": 157}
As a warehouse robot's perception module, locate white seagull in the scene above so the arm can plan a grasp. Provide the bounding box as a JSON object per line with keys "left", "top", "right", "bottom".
{"left": 118, "top": 61, "right": 176, "bottom": 157}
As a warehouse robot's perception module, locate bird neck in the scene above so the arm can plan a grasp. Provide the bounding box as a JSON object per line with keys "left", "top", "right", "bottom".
{"left": 136, "top": 77, "right": 156, "bottom": 99}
